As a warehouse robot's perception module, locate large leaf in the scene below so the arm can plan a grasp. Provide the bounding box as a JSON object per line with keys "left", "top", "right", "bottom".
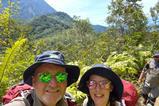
{"left": 0, "top": 38, "right": 26, "bottom": 85}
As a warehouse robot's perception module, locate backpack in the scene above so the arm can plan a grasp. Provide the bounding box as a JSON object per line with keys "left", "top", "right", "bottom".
{"left": 122, "top": 79, "right": 138, "bottom": 106}
{"left": 2, "top": 83, "right": 33, "bottom": 105}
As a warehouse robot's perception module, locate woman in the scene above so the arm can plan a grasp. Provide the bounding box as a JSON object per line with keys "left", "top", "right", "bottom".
{"left": 78, "top": 64, "right": 124, "bottom": 106}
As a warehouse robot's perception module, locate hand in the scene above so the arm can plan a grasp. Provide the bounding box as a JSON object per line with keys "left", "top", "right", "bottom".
{"left": 137, "top": 79, "right": 142, "bottom": 84}
{"left": 154, "top": 97, "right": 159, "bottom": 106}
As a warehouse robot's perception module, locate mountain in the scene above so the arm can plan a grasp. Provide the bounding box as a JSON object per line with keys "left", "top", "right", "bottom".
{"left": 28, "top": 12, "right": 73, "bottom": 38}
{"left": 2, "top": 0, "right": 106, "bottom": 34}
{"left": 28, "top": 12, "right": 108, "bottom": 38}
{"left": 2, "top": 0, "right": 56, "bottom": 19}
{"left": 92, "top": 25, "right": 107, "bottom": 33}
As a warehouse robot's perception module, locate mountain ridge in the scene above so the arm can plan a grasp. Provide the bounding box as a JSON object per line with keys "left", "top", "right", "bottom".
{"left": 2, "top": 0, "right": 106, "bottom": 33}
{"left": 2, "top": 0, "right": 56, "bottom": 19}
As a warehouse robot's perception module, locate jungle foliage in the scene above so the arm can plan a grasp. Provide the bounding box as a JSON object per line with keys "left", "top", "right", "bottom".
{"left": 0, "top": 0, "right": 159, "bottom": 104}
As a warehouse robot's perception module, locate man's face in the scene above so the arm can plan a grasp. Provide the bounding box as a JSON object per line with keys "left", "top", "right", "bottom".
{"left": 154, "top": 56, "right": 159, "bottom": 62}
{"left": 32, "top": 63, "right": 67, "bottom": 106}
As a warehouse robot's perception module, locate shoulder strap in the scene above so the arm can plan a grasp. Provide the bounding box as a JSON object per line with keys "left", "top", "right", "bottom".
{"left": 64, "top": 93, "right": 77, "bottom": 106}
{"left": 26, "top": 93, "right": 33, "bottom": 106}
{"left": 21, "top": 90, "right": 33, "bottom": 106}
{"left": 145, "top": 63, "right": 150, "bottom": 69}
{"left": 66, "top": 99, "right": 77, "bottom": 106}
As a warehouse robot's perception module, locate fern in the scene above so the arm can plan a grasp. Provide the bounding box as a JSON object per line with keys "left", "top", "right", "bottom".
{"left": 106, "top": 52, "right": 139, "bottom": 80}
{"left": 0, "top": 38, "right": 26, "bottom": 85}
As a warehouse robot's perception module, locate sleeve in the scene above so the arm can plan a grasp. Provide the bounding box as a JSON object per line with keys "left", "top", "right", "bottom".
{"left": 3, "top": 97, "right": 26, "bottom": 106}
{"left": 114, "top": 100, "right": 124, "bottom": 106}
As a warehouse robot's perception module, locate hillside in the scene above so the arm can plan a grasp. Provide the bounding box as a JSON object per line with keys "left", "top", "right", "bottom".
{"left": 2, "top": 0, "right": 56, "bottom": 19}
{"left": 92, "top": 25, "right": 107, "bottom": 33}
{"left": 28, "top": 12, "right": 73, "bottom": 38}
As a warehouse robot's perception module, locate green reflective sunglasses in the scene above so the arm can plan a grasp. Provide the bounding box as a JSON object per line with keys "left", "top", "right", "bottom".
{"left": 39, "top": 72, "right": 68, "bottom": 83}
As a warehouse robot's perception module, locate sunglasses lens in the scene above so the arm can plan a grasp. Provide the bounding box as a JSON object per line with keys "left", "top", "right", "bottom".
{"left": 99, "top": 80, "right": 110, "bottom": 88}
{"left": 87, "top": 80, "right": 96, "bottom": 89}
{"left": 56, "top": 72, "right": 68, "bottom": 83}
{"left": 87, "top": 80, "right": 110, "bottom": 89}
{"left": 39, "top": 72, "right": 52, "bottom": 83}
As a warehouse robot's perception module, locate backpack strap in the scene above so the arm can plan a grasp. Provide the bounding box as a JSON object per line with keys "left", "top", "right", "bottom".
{"left": 67, "top": 99, "right": 77, "bottom": 106}
{"left": 20, "top": 90, "right": 33, "bottom": 106}
{"left": 26, "top": 93, "right": 33, "bottom": 106}
{"left": 64, "top": 93, "right": 77, "bottom": 106}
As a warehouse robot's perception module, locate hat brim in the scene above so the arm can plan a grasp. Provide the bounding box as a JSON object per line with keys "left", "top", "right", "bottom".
{"left": 153, "top": 55, "right": 159, "bottom": 58}
{"left": 153, "top": 53, "right": 159, "bottom": 57}
{"left": 23, "top": 61, "right": 80, "bottom": 87}
{"left": 78, "top": 67, "right": 123, "bottom": 100}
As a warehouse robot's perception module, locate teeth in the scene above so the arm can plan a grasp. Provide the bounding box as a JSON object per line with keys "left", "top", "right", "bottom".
{"left": 46, "top": 89, "right": 59, "bottom": 93}
{"left": 95, "top": 94, "right": 103, "bottom": 97}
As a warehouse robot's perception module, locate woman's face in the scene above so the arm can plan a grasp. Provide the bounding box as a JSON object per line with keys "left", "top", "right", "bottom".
{"left": 87, "top": 74, "right": 113, "bottom": 106}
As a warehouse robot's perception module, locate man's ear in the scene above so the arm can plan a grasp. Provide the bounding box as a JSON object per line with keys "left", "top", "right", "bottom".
{"left": 32, "top": 76, "right": 35, "bottom": 86}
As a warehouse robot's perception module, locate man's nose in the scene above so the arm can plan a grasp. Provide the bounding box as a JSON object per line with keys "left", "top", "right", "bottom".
{"left": 48, "top": 78, "right": 58, "bottom": 87}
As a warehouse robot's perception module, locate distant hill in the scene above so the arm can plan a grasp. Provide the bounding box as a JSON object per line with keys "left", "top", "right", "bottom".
{"left": 28, "top": 12, "right": 73, "bottom": 38}
{"left": 92, "top": 25, "right": 107, "bottom": 33}
{"left": 2, "top": 0, "right": 56, "bottom": 19}
{"left": 28, "top": 13, "right": 107, "bottom": 38}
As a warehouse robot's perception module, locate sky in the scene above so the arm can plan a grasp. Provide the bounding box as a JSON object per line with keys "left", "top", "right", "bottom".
{"left": 45, "top": 0, "right": 158, "bottom": 26}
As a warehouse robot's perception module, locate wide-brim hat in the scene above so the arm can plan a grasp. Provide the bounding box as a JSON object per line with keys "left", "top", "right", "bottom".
{"left": 23, "top": 51, "right": 80, "bottom": 87}
{"left": 78, "top": 64, "right": 123, "bottom": 101}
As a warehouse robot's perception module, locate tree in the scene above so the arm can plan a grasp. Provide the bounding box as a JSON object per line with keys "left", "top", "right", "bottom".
{"left": 0, "top": 0, "right": 30, "bottom": 50}
{"left": 0, "top": 7, "right": 11, "bottom": 47}
{"left": 0, "top": 38, "right": 29, "bottom": 99}
{"left": 106, "top": 0, "right": 147, "bottom": 35}
{"left": 73, "top": 16, "right": 94, "bottom": 37}
{"left": 150, "top": 1, "right": 159, "bottom": 31}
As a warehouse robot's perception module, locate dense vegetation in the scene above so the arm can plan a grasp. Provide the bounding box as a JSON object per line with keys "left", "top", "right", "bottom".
{"left": 27, "top": 12, "right": 73, "bottom": 39}
{"left": 0, "top": 0, "right": 159, "bottom": 104}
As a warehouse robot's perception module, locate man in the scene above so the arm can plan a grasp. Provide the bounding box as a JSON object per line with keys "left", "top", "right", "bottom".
{"left": 4, "top": 50, "right": 80, "bottom": 106}
{"left": 138, "top": 52, "right": 159, "bottom": 105}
